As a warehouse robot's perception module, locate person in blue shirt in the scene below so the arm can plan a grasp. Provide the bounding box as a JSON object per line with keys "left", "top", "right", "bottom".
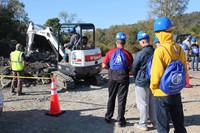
{"left": 190, "top": 38, "right": 199, "bottom": 71}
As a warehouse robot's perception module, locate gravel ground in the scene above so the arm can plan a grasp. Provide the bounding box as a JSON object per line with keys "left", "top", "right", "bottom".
{"left": 0, "top": 69, "right": 200, "bottom": 133}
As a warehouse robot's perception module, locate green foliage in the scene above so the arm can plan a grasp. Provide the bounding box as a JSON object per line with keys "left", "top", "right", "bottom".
{"left": 96, "top": 12, "right": 200, "bottom": 55}
{"left": 44, "top": 18, "right": 60, "bottom": 33}
{"left": 0, "top": 0, "right": 28, "bottom": 45}
{"left": 189, "top": 24, "right": 200, "bottom": 41}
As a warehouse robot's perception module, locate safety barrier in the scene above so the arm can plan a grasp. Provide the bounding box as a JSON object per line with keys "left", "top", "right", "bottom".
{"left": 0, "top": 74, "right": 51, "bottom": 88}
{"left": 0, "top": 75, "right": 51, "bottom": 79}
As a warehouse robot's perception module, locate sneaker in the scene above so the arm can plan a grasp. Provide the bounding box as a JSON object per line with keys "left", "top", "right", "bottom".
{"left": 134, "top": 123, "right": 148, "bottom": 131}
{"left": 118, "top": 120, "right": 126, "bottom": 127}
{"left": 150, "top": 124, "right": 157, "bottom": 129}
{"left": 104, "top": 118, "right": 111, "bottom": 123}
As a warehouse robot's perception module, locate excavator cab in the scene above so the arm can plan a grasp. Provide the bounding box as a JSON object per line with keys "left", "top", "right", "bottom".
{"left": 53, "top": 23, "right": 103, "bottom": 89}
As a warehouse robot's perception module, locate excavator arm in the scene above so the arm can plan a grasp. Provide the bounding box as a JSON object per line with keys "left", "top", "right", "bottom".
{"left": 26, "top": 22, "right": 64, "bottom": 57}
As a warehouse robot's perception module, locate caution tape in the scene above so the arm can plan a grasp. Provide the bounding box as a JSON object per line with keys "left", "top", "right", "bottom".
{"left": 0, "top": 75, "right": 51, "bottom": 80}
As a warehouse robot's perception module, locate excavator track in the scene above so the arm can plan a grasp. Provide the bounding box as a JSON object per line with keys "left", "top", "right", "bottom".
{"left": 53, "top": 71, "right": 75, "bottom": 90}
{"left": 85, "top": 74, "right": 103, "bottom": 86}
{"left": 93, "top": 74, "right": 104, "bottom": 86}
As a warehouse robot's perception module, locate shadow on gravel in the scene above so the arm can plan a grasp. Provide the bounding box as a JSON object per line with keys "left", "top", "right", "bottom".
{"left": 190, "top": 84, "right": 200, "bottom": 87}
{"left": 182, "top": 100, "right": 200, "bottom": 103}
{"left": 24, "top": 90, "right": 50, "bottom": 96}
{"left": 57, "top": 79, "right": 109, "bottom": 93}
{"left": 0, "top": 108, "right": 115, "bottom": 133}
{"left": 185, "top": 115, "right": 200, "bottom": 127}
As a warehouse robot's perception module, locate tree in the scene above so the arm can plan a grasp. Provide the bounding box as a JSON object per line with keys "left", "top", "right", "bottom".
{"left": 148, "top": 0, "right": 189, "bottom": 19}
{"left": 59, "top": 11, "right": 77, "bottom": 23}
{"left": 0, "top": 0, "right": 28, "bottom": 22}
{"left": 189, "top": 24, "right": 200, "bottom": 40}
{"left": 44, "top": 18, "right": 60, "bottom": 33}
{"left": 0, "top": 0, "right": 29, "bottom": 44}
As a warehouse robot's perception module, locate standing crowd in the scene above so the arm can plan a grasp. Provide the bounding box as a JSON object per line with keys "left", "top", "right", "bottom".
{"left": 103, "top": 17, "right": 190, "bottom": 133}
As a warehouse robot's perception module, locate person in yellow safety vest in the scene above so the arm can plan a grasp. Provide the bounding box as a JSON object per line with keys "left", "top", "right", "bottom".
{"left": 10, "top": 43, "right": 26, "bottom": 96}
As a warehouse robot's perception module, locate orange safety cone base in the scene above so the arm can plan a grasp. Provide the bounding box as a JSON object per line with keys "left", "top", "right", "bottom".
{"left": 45, "top": 110, "right": 65, "bottom": 117}
{"left": 185, "top": 75, "right": 192, "bottom": 88}
{"left": 185, "top": 85, "right": 193, "bottom": 88}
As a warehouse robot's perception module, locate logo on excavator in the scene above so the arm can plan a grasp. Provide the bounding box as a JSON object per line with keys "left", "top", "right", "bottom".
{"left": 85, "top": 54, "right": 101, "bottom": 62}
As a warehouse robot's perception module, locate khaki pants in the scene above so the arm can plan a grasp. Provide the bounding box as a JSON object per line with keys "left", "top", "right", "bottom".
{"left": 11, "top": 71, "right": 23, "bottom": 94}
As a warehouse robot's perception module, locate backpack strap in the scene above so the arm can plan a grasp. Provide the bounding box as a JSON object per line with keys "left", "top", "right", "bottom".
{"left": 161, "top": 45, "right": 181, "bottom": 61}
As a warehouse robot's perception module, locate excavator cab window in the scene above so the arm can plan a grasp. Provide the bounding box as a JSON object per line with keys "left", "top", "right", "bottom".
{"left": 59, "top": 23, "right": 96, "bottom": 51}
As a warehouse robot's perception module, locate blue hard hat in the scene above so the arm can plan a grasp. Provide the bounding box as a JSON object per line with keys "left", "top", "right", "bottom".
{"left": 191, "top": 38, "right": 196, "bottom": 42}
{"left": 188, "top": 35, "right": 192, "bottom": 39}
{"left": 154, "top": 17, "right": 173, "bottom": 32}
{"left": 115, "top": 32, "right": 126, "bottom": 41}
{"left": 154, "top": 36, "right": 160, "bottom": 43}
{"left": 137, "top": 31, "right": 149, "bottom": 41}
{"left": 70, "top": 27, "right": 76, "bottom": 33}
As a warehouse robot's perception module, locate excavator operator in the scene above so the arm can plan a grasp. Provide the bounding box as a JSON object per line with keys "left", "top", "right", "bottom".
{"left": 64, "top": 27, "right": 80, "bottom": 50}
{"left": 63, "top": 27, "right": 80, "bottom": 62}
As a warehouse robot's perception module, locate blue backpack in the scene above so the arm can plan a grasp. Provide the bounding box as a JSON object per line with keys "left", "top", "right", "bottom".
{"left": 145, "top": 55, "right": 153, "bottom": 79}
{"left": 181, "top": 43, "right": 188, "bottom": 51}
{"left": 191, "top": 46, "right": 199, "bottom": 54}
{"left": 160, "top": 46, "right": 186, "bottom": 95}
{"left": 110, "top": 48, "right": 128, "bottom": 70}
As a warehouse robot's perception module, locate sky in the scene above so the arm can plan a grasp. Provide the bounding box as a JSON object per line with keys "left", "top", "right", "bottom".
{"left": 20, "top": 0, "right": 200, "bottom": 29}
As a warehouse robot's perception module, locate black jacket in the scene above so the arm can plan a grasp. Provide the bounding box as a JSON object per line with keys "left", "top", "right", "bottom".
{"left": 132, "top": 45, "right": 154, "bottom": 87}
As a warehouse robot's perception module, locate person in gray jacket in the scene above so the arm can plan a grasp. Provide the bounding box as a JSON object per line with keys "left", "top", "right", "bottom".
{"left": 132, "top": 31, "right": 156, "bottom": 131}
{"left": 63, "top": 27, "right": 80, "bottom": 62}
{"left": 64, "top": 27, "right": 80, "bottom": 50}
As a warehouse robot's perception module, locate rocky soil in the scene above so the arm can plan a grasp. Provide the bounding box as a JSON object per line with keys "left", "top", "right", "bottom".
{"left": 0, "top": 69, "right": 200, "bottom": 133}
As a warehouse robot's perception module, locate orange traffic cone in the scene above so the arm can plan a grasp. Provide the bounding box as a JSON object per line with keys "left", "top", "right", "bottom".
{"left": 185, "top": 62, "right": 192, "bottom": 88}
{"left": 46, "top": 77, "right": 65, "bottom": 116}
{"left": 185, "top": 75, "right": 191, "bottom": 88}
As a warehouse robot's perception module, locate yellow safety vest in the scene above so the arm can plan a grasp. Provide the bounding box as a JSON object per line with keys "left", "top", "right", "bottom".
{"left": 10, "top": 50, "right": 24, "bottom": 71}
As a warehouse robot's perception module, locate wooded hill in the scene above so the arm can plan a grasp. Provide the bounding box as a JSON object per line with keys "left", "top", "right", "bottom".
{"left": 96, "top": 11, "right": 200, "bottom": 55}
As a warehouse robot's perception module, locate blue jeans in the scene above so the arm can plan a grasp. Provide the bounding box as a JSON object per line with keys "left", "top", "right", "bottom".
{"left": 191, "top": 56, "right": 199, "bottom": 70}
{"left": 63, "top": 53, "right": 68, "bottom": 62}
{"left": 154, "top": 94, "right": 187, "bottom": 133}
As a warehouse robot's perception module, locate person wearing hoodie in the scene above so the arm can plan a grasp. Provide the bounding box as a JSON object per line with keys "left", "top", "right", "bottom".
{"left": 132, "top": 31, "right": 156, "bottom": 131}
{"left": 150, "top": 17, "right": 187, "bottom": 133}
